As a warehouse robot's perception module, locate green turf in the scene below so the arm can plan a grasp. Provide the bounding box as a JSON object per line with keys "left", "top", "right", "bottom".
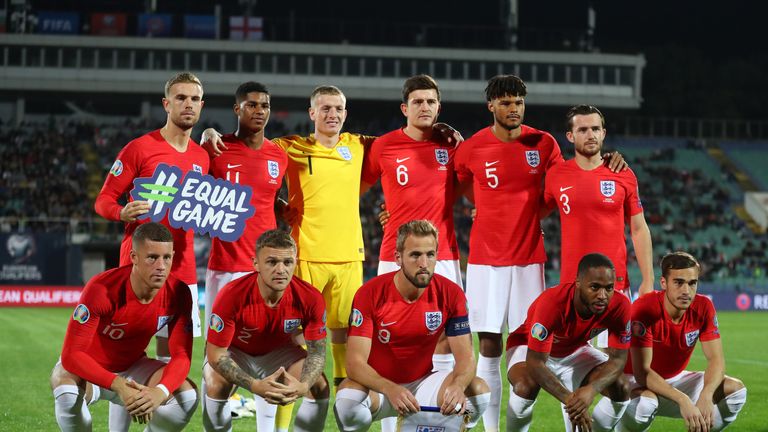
{"left": 0, "top": 308, "right": 765, "bottom": 431}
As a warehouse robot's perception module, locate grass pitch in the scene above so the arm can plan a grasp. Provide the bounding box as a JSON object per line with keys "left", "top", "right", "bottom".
{"left": 0, "top": 308, "right": 765, "bottom": 431}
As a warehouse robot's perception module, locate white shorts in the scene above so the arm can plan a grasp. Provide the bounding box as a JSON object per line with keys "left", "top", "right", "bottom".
{"left": 378, "top": 260, "right": 463, "bottom": 289}
{"left": 507, "top": 344, "right": 608, "bottom": 392}
{"left": 372, "top": 371, "right": 451, "bottom": 421}
{"left": 58, "top": 356, "right": 166, "bottom": 405}
{"left": 204, "top": 270, "right": 251, "bottom": 339}
{"left": 628, "top": 370, "right": 705, "bottom": 417}
{"left": 466, "top": 263, "right": 545, "bottom": 334}
{"left": 156, "top": 283, "right": 201, "bottom": 338}
{"left": 205, "top": 345, "right": 307, "bottom": 380}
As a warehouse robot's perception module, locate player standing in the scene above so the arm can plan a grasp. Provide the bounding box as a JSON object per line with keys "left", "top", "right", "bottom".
{"left": 505, "top": 253, "right": 631, "bottom": 431}
{"left": 334, "top": 220, "right": 489, "bottom": 431}
{"left": 50, "top": 223, "right": 198, "bottom": 431}
{"left": 203, "top": 229, "right": 329, "bottom": 432}
{"left": 616, "top": 252, "right": 746, "bottom": 431}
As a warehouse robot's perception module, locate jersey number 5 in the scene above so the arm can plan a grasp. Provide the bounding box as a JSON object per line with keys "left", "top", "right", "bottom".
{"left": 485, "top": 167, "right": 499, "bottom": 189}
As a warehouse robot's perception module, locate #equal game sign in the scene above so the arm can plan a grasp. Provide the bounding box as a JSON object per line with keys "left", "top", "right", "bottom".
{"left": 396, "top": 406, "right": 472, "bottom": 432}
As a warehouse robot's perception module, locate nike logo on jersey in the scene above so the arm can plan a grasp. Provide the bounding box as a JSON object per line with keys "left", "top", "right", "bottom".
{"left": 485, "top": 160, "right": 499, "bottom": 167}
{"left": 559, "top": 186, "right": 574, "bottom": 192}
{"left": 227, "top": 163, "right": 242, "bottom": 169}
{"left": 380, "top": 321, "right": 397, "bottom": 327}
{"left": 395, "top": 157, "right": 410, "bottom": 163}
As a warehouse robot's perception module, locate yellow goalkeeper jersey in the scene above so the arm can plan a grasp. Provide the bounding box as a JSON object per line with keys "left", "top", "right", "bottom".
{"left": 274, "top": 133, "right": 374, "bottom": 262}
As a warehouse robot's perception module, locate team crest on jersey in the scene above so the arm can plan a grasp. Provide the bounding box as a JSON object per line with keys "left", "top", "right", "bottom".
{"left": 434, "top": 149, "right": 449, "bottom": 166}
{"left": 283, "top": 318, "right": 301, "bottom": 333}
{"left": 525, "top": 150, "right": 540, "bottom": 167}
{"left": 337, "top": 146, "right": 352, "bottom": 161}
{"left": 685, "top": 330, "right": 700, "bottom": 347}
{"left": 209, "top": 313, "right": 224, "bottom": 333}
{"left": 425, "top": 311, "right": 443, "bottom": 332}
{"left": 72, "top": 304, "right": 90, "bottom": 324}
{"left": 600, "top": 180, "right": 616, "bottom": 197}
{"left": 589, "top": 327, "right": 607, "bottom": 340}
{"left": 109, "top": 160, "right": 124, "bottom": 177}
{"left": 531, "top": 323, "right": 548, "bottom": 341}
{"left": 157, "top": 315, "right": 173, "bottom": 330}
{"left": 350, "top": 308, "right": 363, "bottom": 327}
{"left": 267, "top": 160, "right": 280, "bottom": 179}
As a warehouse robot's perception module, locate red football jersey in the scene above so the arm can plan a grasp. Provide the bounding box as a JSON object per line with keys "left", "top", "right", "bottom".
{"left": 207, "top": 273, "right": 326, "bottom": 356}
{"left": 544, "top": 159, "right": 643, "bottom": 290}
{"left": 95, "top": 130, "right": 210, "bottom": 285}
{"left": 362, "top": 129, "right": 459, "bottom": 261}
{"left": 348, "top": 272, "right": 470, "bottom": 384}
{"left": 207, "top": 135, "right": 287, "bottom": 272}
{"left": 506, "top": 282, "right": 631, "bottom": 358}
{"left": 61, "top": 266, "right": 193, "bottom": 391}
{"left": 628, "top": 291, "right": 720, "bottom": 379}
{"left": 455, "top": 126, "right": 563, "bottom": 266}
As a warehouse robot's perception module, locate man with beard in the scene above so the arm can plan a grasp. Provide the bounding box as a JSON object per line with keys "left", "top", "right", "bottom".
{"left": 334, "top": 220, "right": 490, "bottom": 431}
{"left": 616, "top": 252, "right": 746, "bottom": 432}
{"left": 505, "top": 253, "right": 631, "bottom": 432}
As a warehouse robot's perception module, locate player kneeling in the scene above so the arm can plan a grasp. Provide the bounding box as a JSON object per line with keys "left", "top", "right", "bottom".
{"left": 506, "top": 253, "right": 632, "bottom": 431}
{"left": 51, "top": 223, "right": 198, "bottom": 432}
{"left": 334, "top": 220, "right": 490, "bottom": 431}
{"left": 617, "top": 252, "right": 746, "bottom": 432}
{"left": 203, "top": 229, "right": 329, "bottom": 431}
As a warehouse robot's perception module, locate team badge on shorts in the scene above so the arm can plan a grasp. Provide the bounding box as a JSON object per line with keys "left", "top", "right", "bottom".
{"left": 632, "top": 321, "right": 646, "bottom": 337}
{"left": 425, "top": 311, "right": 443, "bottom": 332}
{"left": 435, "top": 149, "right": 449, "bottom": 166}
{"left": 685, "top": 330, "right": 700, "bottom": 347}
{"left": 109, "top": 160, "right": 123, "bottom": 177}
{"left": 157, "top": 315, "right": 173, "bottom": 331}
{"left": 350, "top": 309, "right": 363, "bottom": 327}
{"left": 72, "top": 304, "right": 90, "bottom": 324}
{"left": 283, "top": 318, "right": 301, "bottom": 333}
{"left": 600, "top": 180, "right": 616, "bottom": 197}
{"left": 337, "top": 146, "right": 352, "bottom": 161}
{"left": 267, "top": 160, "right": 280, "bottom": 179}
{"left": 531, "top": 322, "right": 548, "bottom": 341}
{"left": 525, "top": 150, "right": 540, "bottom": 167}
{"left": 209, "top": 314, "right": 225, "bottom": 333}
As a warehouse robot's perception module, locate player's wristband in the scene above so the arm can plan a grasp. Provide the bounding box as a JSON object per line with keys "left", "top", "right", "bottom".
{"left": 156, "top": 384, "right": 170, "bottom": 397}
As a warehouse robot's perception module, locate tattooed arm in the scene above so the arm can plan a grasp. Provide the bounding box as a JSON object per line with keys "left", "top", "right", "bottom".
{"left": 206, "top": 342, "right": 290, "bottom": 404}
{"left": 299, "top": 338, "right": 326, "bottom": 391}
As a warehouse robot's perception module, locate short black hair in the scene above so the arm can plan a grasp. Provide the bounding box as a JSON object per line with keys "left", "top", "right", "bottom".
{"left": 132, "top": 222, "right": 173, "bottom": 245}
{"left": 485, "top": 75, "right": 527, "bottom": 101}
{"left": 402, "top": 74, "right": 440, "bottom": 103}
{"left": 235, "top": 81, "right": 270, "bottom": 104}
{"left": 660, "top": 251, "right": 700, "bottom": 278}
{"left": 565, "top": 104, "right": 605, "bottom": 131}
{"left": 256, "top": 229, "right": 295, "bottom": 253}
{"left": 577, "top": 253, "right": 615, "bottom": 277}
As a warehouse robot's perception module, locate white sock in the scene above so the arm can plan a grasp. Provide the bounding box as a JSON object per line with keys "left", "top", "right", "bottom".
{"left": 109, "top": 401, "right": 131, "bottom": 432}
{"left": 432, "top": 353, "right": 455, "bottom": 372}
{"left": 380, "top": 416, "right": 397, "bottom": 432}
{"left": 333, "top": 388, "right": 371, "bottom": 432}
{"left": 53, "top": 385, "right": 91, "bottom": 432}
{"left": 712, "top": 387, "right": 747, "bottom": 432}
{"left": 145, "top": 388, "right": 198, "bottom": 432}
{"left": 202, "top": 393, "right": 230, "bottom": 432}
{"left": 506, "top": 388, "right": 536, "bottom": 432}
{"left": 294, "top": 398, "right": 328, "bottom": 432}
{"left": 254, "top": 394, "right": 277, "bottom": 432}
{"left": 592, "top": 397, "right": 630, "bottom": 431}
{"left": 465, "top": 391, "right": 492, "bottom": 428}
{"left": 157, "top": 356, "right": 171, "bottom": 363}
{"left": 616, "top": 396, "right": 657, "bottom": 432}
{"left": 561, "top": 402, "right": 574, "bottom": 432}
{"left": 476, "top": 354, "right": 502, "bottom": 431}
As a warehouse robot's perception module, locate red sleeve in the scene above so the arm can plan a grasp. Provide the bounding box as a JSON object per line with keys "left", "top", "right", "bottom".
{"left": 526, "top": 295, "right": 561, "bottom": 354}
{"left": 699, "top": 298, "right": 721, "bottom": 342}
{"left": 454, "top": 141, "right": 473, "bottom": 184}
{"left": 94, "top": 141, "right": 141, "bottom": 221}
{"left": 607, "top": 296, "right": 632, "bottom": 350}
{"left": 60, "top": 282, "right": 117, "bottom": 389}
{"left": 158, "top": 283, "right": 193, "bottom": 392}
{"left": 545, "top": 135, "right": 565, "bottom": 170}
{"left": 361, "top": 138, "right": 383, "bottom": 185}
{"left": 206, "top": 283, "right": 239, "bottom": 349}
{"left": 347, "top": 286, "right": 374, "bottom": 339}
{"left": 302, "top": 288, "right": 328, "bottom": 342}
{"left": 445, "top": 282, "right": 471, "bottom": 336}
{"left": 630, "top": 296, "right": 655, "bottom": 348}
{"left": 623, "top": 170, "right": 644, "bottom": 217}
{"left": 542, "top": 168, "right": 557, "bottom": 208}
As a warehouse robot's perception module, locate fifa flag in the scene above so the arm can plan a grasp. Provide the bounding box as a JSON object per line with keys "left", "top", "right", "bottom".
{"left": 229, "top": 16, "right": 263, "bottom": 41}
